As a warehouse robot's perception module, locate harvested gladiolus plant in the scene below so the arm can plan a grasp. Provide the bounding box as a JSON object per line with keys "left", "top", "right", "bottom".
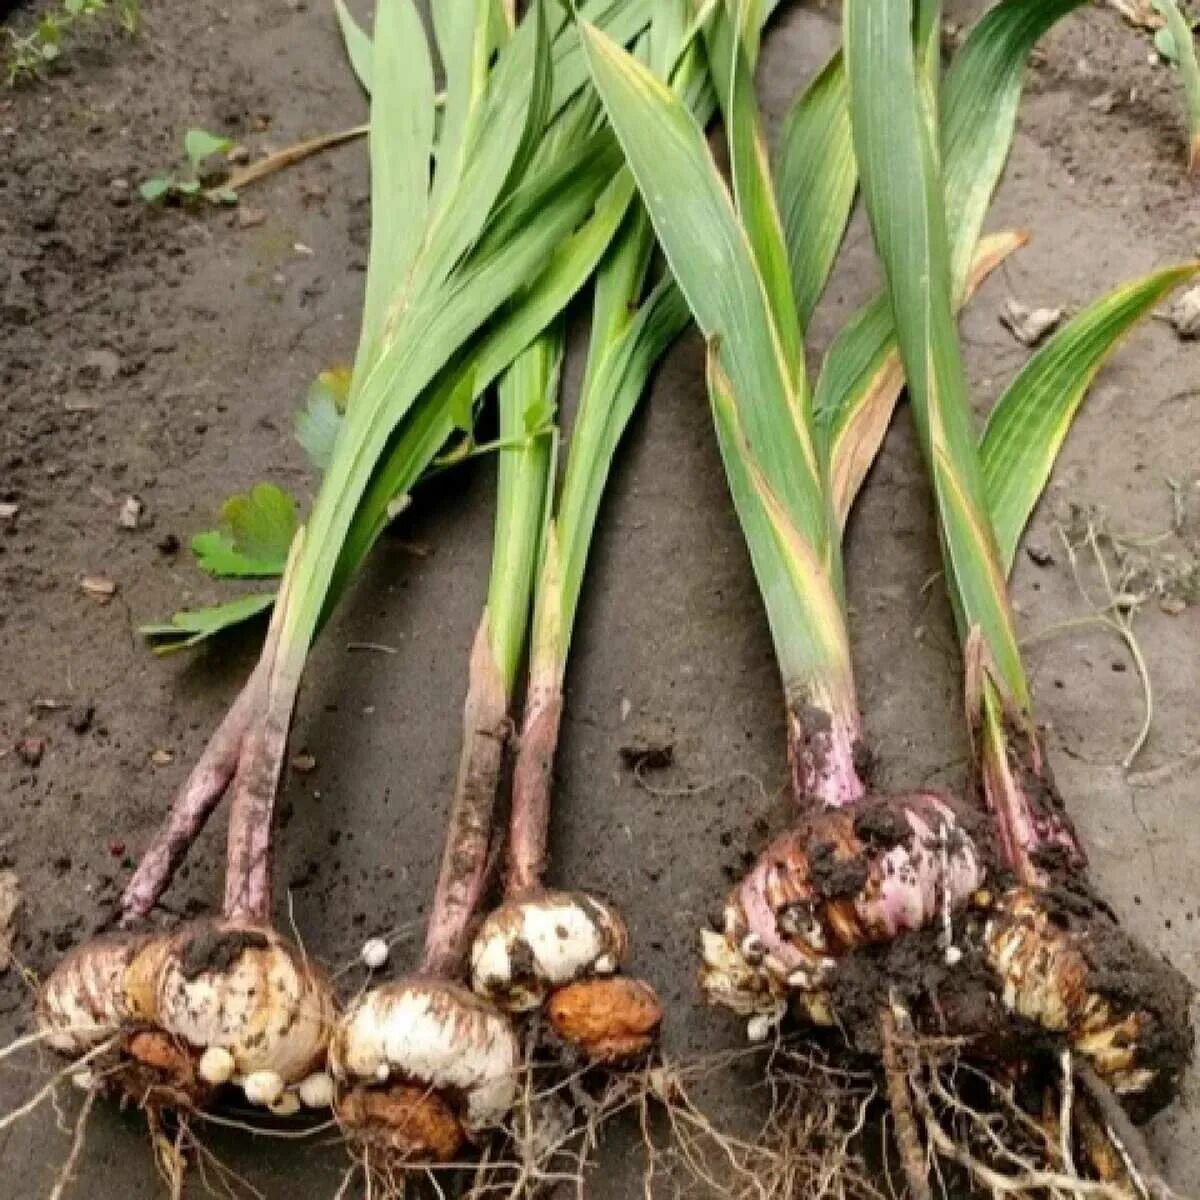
{"left": 586, "top": 0, "right": 1197, "bottom": 1192}
{"left": 31, "top": 553, "right": 339, "bottom": 1137}
{"left": 19, "top": 0, "right": 669, "bottom": 1171}
{"left": 334, "top": 1, "right": 786, "bottom": 1184}
{"left": 329, "top": 329, "right": 563, "bottom": 1174}
{"left": 846, "top": 0, "right": 1195, "bottom": 1192}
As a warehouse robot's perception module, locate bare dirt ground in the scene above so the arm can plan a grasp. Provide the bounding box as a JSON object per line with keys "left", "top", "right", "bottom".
{"left": 1, "top": 0, "right": 1198, "bottom": 1196}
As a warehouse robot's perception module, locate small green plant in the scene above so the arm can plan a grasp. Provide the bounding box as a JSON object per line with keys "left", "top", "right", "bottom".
{"left": 140, "top": 128, "right": 238, "bottom": 205}
{"left": 1152, "top": 0, "right": 1200, "bottom": 170}
{"left": 3, "top": 0, "right": 140, "bottom": 86}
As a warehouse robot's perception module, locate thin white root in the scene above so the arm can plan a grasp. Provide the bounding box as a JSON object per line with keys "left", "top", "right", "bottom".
{"left": 47, "top": 1088, "right": 97, "bottom": 1200}
{"left": 0, "top": 1037, "right": 116, "bottom": 1133}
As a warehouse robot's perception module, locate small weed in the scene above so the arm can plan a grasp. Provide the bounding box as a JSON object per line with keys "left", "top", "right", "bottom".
{"left": 141, "top": 128, "right": 238, "bottom": 206}
{"left": 3, "top": 0, "right": 140, "bottom": 86}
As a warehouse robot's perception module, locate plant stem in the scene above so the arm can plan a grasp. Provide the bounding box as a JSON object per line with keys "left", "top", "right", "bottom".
{"left": 422, "top": 617, "right": 511, "bottom": 974}
{"left": 120, "top": 538, "right": 298, "bottom": 923}
{"left": 222, "top": 532, "right": 308, "bottom": 922}
{"left": 118, "top": 674, "right": 256, "bottom": 922}
{"left": 1156, "top": 0, "right": 1200, "bottom": 171}
{"left": 504, "top": 530, "right": 565, "bottom": 900}
{"left": 786, "top": 694, "right": 867, "bottom": 812}
{"left": 425, "top": 332, "right": 559, "bottom": 971}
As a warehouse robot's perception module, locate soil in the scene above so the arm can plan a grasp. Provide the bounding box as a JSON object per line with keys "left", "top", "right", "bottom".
{"left": 2, "top": 0, "right": 1199, "bottom": 1195}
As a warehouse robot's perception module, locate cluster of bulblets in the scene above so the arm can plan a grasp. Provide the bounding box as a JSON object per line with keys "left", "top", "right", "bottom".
{"left": 37, "top": 889, "right": 660, "bottom": 1160}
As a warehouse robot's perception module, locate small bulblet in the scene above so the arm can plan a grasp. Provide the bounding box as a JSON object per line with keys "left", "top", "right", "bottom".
{"left": 37, "top": 932, "right": 150, "bottom": 1055}
{"left": 123, "top": 919, "right": 336, "bottom": 1087}
{"left": 701, "top": 794, "right": 987, "bottom": 1026}
{"left": 981, "top": 887, "right": 1193, "bottom": 1117}
{"left": 471, "top": 890, "right": 629, "bottom": 1012}
{"left": 330, "top": 978, "right": 520, "bottom": 1139}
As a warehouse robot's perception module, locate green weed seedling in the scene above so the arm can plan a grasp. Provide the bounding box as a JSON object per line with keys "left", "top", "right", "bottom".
{"left": 141, "top": 128, "right": 238, "bottom": 205}
{"left": 4, "top": 0, "right": 139, "bottom": 86}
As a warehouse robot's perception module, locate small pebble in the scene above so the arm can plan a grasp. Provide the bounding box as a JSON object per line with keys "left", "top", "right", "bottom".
{"left": 119, "top": 495, "right": 144, "bottom": 530}
{"left": 81, "top": 575, "right": 117, "bottom": 601}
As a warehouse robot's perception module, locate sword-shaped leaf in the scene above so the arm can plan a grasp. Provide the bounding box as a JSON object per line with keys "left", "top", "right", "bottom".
{"left": 582, "top": 19, "right": 853, "bottom": 700}
{"left": 826, "top": 230, "right": 1026, "bottom": 522}
{"left": 352, "top": 0, "right": 434, "bottom": 375}
{"left": 846, "top": 0, "right": 1027, "bottom": 705}
{"left": 580, "top": 23, "right": 828, "bottom": 564}
{"left": 982, "top": 262, "right": 1200, "bottom": 571}
{"left": 774, "top": 53, "right": 856, "bottom": 328}
{"left": 817, "top": 0, "right": 1088, "bottom": 503}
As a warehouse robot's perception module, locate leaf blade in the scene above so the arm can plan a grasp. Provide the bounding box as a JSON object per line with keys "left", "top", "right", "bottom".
{"left": 982, "top": 262, "right": 1200, "bottom": 571}
{"left": 141, "top": 592, "right": 277, "bottom": 654}
{"left": 334, "top": 0, "right": 373, "bottom": 92}
{"left": 846, "top": 0, "right": 1027, "bottom": 703}
{"left": 353, "top": 0, "right": 435, "bottom": 374}
{"left": 775, "top": 52, "right": 857, "bottom": 328}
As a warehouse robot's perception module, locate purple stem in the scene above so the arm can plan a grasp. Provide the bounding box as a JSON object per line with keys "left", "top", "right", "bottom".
{"left": 504, "top": 671, "right": 562, "bottom": 902}
{"left": 786, "top": 698, "right": 868, "bottom": 813}
{"left": 119, "top": 672, "right": 258, "bottom": 924}
{"left": 422, "top": 619, "right": 510, "bottom": 976}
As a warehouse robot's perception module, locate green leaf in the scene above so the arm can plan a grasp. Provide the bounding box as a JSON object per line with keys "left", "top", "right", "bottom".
{"left": 702, "top": 2, "right": 803, "bottom": 375}
{"left": 982, "top": 262, "right": 1200, "bottom": 573}
{"left": 334, "top": 0, "right": 373, "bottom": 92}
{"left": 447, "top": 365, "right": 478, "bottom": 434}
{"left": 825, "top": 230, "right": 1026, "bottom": 522}
{"left": 37, "top": 16, "right": 61, "bottom": 48}
{"left": 431, "top": 0, "right": 494, "bottom": 212}
{"left": 580, "top": 24, "right": 827, "bottom": 562}
{"left": 175, "top": 179, "right": 201, "bottom": 197}
{"left": 352, "top": 0, "right": 436, "bottom": 378}
{"left": 523, "top": 394, "right": 556, "bottom": 434}
{"left": 582, "top": 21, "right": 850, "bottom": 698}
{"left": 139, "top": 176, "right": 171, "bottom": 203}
{"left": 184, "top": 128, "right": 233, "bottom": 168}
{"left": 549, "top": 0, "right": 653, "bottom": 120}
{"left": 1154, "top": 0, "right": 1200, "bottom": 169}
{"left": 940, "top": 0, "right": 1087, "bottom": 302}
{"left": 408, "top": 0, "right": 553, "bottom": 302}
{"left": 1157, "top": 25, "right": 1179, "bottom": 63}
{"left": 292, "top": 122, "right": 626, "bottom": 653}
{"left": 489, "top": 330, "right": 561, "bottom": 686}
{"left": 846, "top": 0, "right": 1027, "bottom": 704}
{"left": 775, "top": 52, "right": 856, "bottom": 329}
{"left": 192, "top": 483, "right": 298, "bottom": 578}
{"left": 295, "top": 368, "right": 352, "bottom": 471}
{"left": 141, "top": 592, "right": 276, "bottom": 654}
{"left": 817, "top": 0, "right": 1086, "bottom": 503}
{"left": 553, "top": 274, "right": 689, "bottom": 654}
{"left": 706, "top": 345, "right": 856, "bottom": 710}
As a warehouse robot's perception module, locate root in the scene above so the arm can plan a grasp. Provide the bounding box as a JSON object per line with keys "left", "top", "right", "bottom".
{"left": 1074, "top": 1063, "right": 1175, "bottom": 1200}
{"left": 206, "top": 125, "right": 368, "bottom": 201}
{"left": 459, "top": 1030, "right": 883, "bottom": 1199}
{"left": 895, "top": 1025, "right": 1167, "bottom": 1200}
{"left": 47, "top": 1088, "right": 96, "bottom": 1200}
{"left": 328, "top": 1022, "right": 1175, "bottom": 1199}
{"left": 880, "top": 1005, "right": 932, "bottom": 1200}
{"left": 0, "top": 1036, "right": 116, "bottom": 1133}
